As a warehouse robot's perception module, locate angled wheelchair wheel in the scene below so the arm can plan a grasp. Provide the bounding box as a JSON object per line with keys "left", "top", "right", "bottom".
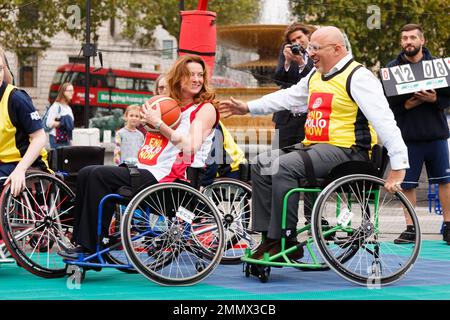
{"left": 121, "top": 183, "right": 224, "bottom": 286}
{"left": 0, "top": 172, "right": 75, "bottom": 278}
{"left": 202, "top": 178, "right": 260, "bottom": 264}
{"left": 311, "top": 174, "right": 421, "bottom": 287}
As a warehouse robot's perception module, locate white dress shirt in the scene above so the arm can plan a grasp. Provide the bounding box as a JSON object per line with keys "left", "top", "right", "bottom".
{"left": 248, "top": 54, "right": 409, "bottom": 170}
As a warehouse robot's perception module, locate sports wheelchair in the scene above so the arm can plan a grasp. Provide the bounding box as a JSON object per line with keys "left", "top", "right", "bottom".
{"left": 242, "top": 145, "right": 421, "bottom": 287}
{"left": 63, "top": 163, "right": 258, "bottom": 286}
{"left": 0, "top": 170, "right": 76, "bottom": 277}
{"left": 0, "top": 146, "right": 104, "bottom": 278}
{"left": 63, "top": 178, "right": 228, "bottom": 286}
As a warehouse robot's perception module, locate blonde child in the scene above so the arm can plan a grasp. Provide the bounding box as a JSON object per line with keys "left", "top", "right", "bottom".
{"left": 114, "top": 104, "right": 144, "bottom": 165}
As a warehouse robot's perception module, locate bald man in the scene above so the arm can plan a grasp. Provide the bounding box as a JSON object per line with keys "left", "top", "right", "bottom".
{"left": 219, "top": 26, "right": 409, "bottom": 260}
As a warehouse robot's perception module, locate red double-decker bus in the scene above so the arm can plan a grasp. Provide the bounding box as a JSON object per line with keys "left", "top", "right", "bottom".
{"left": 49, "top": 64, "right": 160, "bottom": 126}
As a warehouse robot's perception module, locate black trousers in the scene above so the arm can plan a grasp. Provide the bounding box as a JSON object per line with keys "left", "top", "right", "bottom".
{"left": 72, "top": 165, "right": 157, "bottom": 251}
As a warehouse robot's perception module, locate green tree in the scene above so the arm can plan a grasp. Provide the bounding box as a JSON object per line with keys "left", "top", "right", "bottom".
{"left": 291, "top": 0, "right": 450, "bottom": 69}
{"left": 58, "top": 0, "right": 117, "bottom": 43}
{"left": 1, "top": 0, "right": 260, "bottom": 58}
{"left": 0, "top": 0, "right": 62, "bottom": 60}
{"left": 117, "top": 0, "right": 260, "bottom": 47}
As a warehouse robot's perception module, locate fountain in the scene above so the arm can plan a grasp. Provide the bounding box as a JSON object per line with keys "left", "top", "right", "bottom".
{"left": 215, "top": 0, "right": 295, "bottom": 146}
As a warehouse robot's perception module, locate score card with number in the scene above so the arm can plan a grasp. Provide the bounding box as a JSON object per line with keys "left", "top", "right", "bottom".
{"left": 380, "top": 57, "right": 450, "bottom": 97}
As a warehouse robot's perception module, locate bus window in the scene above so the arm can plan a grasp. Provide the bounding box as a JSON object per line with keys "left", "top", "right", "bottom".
{"left": 73, "top": 72, "right": 85, "bottom": 87}
{"left": 91, "top": 74, "right": 107, "bottom": 88}
{"left": 115, "top": 77, "right": 135, "bottom": 90}
{"left": 51, "top": 71, "right": 64, "bottom": 85}
{"left": 138, "top": 79, "right": 154, "bottom": 92}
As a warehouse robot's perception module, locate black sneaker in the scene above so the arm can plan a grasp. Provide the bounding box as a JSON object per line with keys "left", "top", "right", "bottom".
{"left": 443, "top": 224, "right": 450, "bottom": 245}
{"left": 394, "top": 227, "right": 416, "bottom": 244}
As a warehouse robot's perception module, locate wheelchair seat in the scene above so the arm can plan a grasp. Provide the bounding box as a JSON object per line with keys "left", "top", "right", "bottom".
{"left": 299, "top": 144, "right": 388, "bottom": 188}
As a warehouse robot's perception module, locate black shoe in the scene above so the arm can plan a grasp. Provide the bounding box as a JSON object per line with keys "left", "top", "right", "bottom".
{"left": 443, "top": 224, "right": 450, "bottom": 245}
{"left": 58, "top": 245, "right": 93, "bottom": 260}
{"left": 394, "top": 227, "right": 416, "bottom": 244}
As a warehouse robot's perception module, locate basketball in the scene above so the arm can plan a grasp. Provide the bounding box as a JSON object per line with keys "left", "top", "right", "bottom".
{"left": 143, "top": 95, "right": 181, "bottom": 132}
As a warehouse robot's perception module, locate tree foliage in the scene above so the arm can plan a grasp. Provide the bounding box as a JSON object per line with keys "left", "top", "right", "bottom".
{"left": 291, "top": 0, "right": 450, "bottom": 69}
{"left": 0, "top": 0, "right": 62, "bottom": 60}
{"left": 0, "top": 0, "right": 260, "bottom": 58}
{"left": 117, "top": 0, "right": 260, "bottom": 47}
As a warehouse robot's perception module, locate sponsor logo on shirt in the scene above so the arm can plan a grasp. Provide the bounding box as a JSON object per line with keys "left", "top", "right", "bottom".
{"left": 312, "top": 97, "right": 323, "bottom": 109}
{"left": 138, "top": 133, "right": 169, "bottom": 165}
{"left": 305, "top": 92, "right": 333, "bottom": 141}
{"left": 30, "top": 111, "right": 41, "bottom": 121}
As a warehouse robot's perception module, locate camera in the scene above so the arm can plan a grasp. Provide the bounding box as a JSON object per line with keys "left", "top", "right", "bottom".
{"left": 290, "top": 44, "right": 303, "bottom": 55}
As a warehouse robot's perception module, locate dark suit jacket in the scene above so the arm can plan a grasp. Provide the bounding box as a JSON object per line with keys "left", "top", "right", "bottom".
{"left": 272, "top": 48, "right": 314, "bottom": 125}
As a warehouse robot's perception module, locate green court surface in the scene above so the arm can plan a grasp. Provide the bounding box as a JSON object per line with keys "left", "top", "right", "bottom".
{"left": 0, "top": 240, "right": 448, "bottom": 300}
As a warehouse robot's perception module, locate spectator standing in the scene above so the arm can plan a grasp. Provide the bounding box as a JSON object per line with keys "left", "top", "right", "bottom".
{"left": 46, "top": 82, "right": 75, "bottom": 149}
{"left": 114, "top": 104, "right": 145, "bottom": 165}
{"left": 385, "top": 24, "right": 450, "bottom": 245}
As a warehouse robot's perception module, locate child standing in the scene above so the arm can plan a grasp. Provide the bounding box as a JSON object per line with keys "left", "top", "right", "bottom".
{"left": 114, "top": 104, "right": 144, "bottom": 165}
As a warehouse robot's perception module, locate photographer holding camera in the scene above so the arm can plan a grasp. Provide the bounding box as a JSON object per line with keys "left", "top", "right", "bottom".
{"left": 273, "top": 23, "right": 316, "bottom": 149}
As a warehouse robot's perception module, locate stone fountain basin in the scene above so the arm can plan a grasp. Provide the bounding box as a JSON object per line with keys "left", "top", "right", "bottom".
{"left": 217, "top": 24, "right": 287, "bottom": 55}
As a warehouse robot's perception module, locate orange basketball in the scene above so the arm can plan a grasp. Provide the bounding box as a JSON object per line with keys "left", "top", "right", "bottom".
{"left": 143, "top": 95, "right": 181, "bottom": 132}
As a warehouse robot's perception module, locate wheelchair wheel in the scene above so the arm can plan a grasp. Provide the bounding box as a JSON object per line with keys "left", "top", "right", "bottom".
{"left": 202, "top": 178, "right": 259, "bottom": 264}
{"left": 311, "top": 174, "right": 421, "bottom": 287}
{"left": 121, "top": 183, "right": 224, "bottom": 286}
{"left": 0, "top": 172, "right": 75, "bottom": 278}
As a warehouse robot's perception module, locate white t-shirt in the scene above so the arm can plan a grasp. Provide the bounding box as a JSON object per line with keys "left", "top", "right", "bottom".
{"left": 46, "top": 102, "right": 74, "bottom": 136}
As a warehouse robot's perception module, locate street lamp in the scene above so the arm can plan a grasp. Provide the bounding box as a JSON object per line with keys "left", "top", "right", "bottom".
{"left": 106, "top": 67, "right": 115, "bottom": 113}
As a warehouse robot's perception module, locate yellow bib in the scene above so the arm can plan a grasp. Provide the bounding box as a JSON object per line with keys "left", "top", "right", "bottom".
{"left": 304, "top": 60, "right": 377, "bottom": 150}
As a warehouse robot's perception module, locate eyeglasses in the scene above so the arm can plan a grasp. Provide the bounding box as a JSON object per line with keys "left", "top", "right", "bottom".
{"left": 307, "top": 43, "right": 337, "bottom": 53}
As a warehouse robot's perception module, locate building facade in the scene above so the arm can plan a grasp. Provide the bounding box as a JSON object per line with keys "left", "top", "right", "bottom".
{"left": 3, "top": 19, "right": 177, "bottom": 114}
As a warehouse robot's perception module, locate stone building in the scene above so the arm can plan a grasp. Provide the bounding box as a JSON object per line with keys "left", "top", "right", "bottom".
{"left": 3, "top": 19, "right": 177, "bottom": 114}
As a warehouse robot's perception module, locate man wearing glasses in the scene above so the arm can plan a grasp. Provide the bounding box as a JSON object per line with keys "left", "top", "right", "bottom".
{"left": 219, "top": 26, "right": 409, "bottom": 259}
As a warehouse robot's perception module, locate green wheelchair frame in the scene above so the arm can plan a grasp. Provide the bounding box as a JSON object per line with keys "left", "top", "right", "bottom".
{"left": 241, "top": 150, "right": 421, "bottom": 287}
